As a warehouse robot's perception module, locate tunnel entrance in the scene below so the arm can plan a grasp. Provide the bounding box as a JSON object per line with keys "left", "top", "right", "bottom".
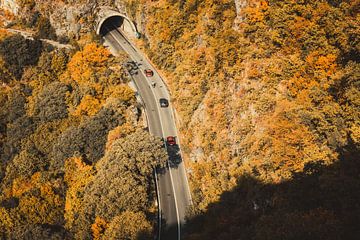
{"left": 99, "top": 16, "right": 124, "bottom": 36}
{"left": 96, "top": 12, "right": 139, "bottom": 38}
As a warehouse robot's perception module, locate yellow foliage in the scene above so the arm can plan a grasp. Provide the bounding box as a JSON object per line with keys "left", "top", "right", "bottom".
{"left": 103, "top": 211, "right": 152, "bottom": 240}
{"left": 0, "top": 207, "right": 14, "bottom": 231}
{"left": 11, "top": 172, "right": 41, "bottom": 198}
{"left": 64, "top": 156, "right": 94, "bottom": 228}
{"left": 91, "top": 216, "right": 108, "bottom": 240}
{"left": 106, "top": 123, "right": 136, "bottom": 151}
{"left": 349, "top": 124, "right": 360, "bottom": 145}
{"left": 104, "top": 84, "right": 135, "bottom": 103}
{"left": 66, "top": 43, "right": 110, "bottom": 87}
{"left": 72, "top": 95, "right": 102, "bottom": 117}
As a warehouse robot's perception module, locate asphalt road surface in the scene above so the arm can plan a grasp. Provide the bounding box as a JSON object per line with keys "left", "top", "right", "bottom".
{"left": 102, "top": 26, "right": 192, "bottom": 240}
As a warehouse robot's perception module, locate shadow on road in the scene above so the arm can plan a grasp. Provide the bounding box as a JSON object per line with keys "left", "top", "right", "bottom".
{"left": 166, "top": 144, "right": 182, "bottom": 169}
{"left": 158, "top": 217, "right": 178, "bottom": 240}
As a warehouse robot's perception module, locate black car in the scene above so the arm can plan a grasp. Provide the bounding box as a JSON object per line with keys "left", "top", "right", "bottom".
{"left": 159, "top": 98, "right": 169, "bottom": 107}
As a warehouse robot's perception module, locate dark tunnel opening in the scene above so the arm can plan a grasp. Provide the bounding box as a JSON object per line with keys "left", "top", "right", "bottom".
{"left": 99, "top": 16, "right": 124, "bottom": 36}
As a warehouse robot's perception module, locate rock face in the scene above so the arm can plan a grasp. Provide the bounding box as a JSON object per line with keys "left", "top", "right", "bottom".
{"left": 2, "top": 0, "right": 136, "bottom": 38}
{"left": 0, "top": 0, "right": 19, "bottom": 14}
{"left": 233, "top": 0, "right": 248, "bottom": 30}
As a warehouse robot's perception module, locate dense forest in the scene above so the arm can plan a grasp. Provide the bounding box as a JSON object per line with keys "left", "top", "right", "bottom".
{"left": 135, "top": 0, "right": 360, "bottom": 238}
{"left": 0, "top": 19, "right": 167, "bottom": 238}
{"left": 0, "top": 0, "right": 359, "bottom": 239}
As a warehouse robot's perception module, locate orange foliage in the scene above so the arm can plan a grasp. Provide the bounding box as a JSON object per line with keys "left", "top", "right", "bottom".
{"left": 104, "top": 84, "right": 135, "bottom": 103}
{"left": 11, "top": 172, "right": 41, "bottom": 198}
{"left": 0, "top": 29, "right": 12, "bottom": 39}
{"left": 243, "top": 0, "right": 268, "bottom": 24}
{"left": 72, "top": 95, "right": 102, "bottom": 117}
{"left": 287, "top": 52, "right": 337, "bottom": 97}
{"left": 91, "top": 216, "right": 108, "bottom": 240}
{"left": 106, "top": 123, "right": 135, "bottom": 151}
{"left": 66, "top": 43, "right": 110, "bottom": 86}
{"left": 64, "top": 156, "right": 94, "bottom": 227}
{"left": 245, "top": 100, "right": 335, "bottom": 182}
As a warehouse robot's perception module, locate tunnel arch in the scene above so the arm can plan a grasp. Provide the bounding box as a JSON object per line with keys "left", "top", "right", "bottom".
{"left": 96, "top": 12, "right": 139, "bottom": 38}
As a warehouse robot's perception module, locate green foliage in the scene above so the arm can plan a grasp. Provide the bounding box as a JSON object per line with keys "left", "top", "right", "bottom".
{"left": 4, "top": 87, "right": 27, "bottom": 123}
{"left": 5, "top": 146, "right": 45, "bottom": 181}
{"left": 2, "top": 116, "right": 36, "bottom": 163}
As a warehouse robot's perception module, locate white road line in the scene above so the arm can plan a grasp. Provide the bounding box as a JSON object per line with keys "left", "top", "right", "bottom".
{"left": 154, "top": 168, "right": 161, "bottom": 240}
{"left": 119, "top": 27, "right": 193, "bottom": 209}
{"left": 142, "top": 55, "right": 181, "bottom": 240}
{"left": 116, "top": 28, "right": 193, "bottom": 208}
{"left": 169, "top": 107, "right": 193, "bottom": 207}
{"left": 108, "top": 28, "right": 181, "bottom": 240}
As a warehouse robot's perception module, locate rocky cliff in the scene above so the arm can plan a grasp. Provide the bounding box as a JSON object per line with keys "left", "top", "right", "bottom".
{"left": 1, "top": 0, "right": 141, "bottom": 39}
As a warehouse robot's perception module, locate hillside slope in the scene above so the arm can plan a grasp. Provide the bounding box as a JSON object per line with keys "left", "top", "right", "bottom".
{"left": 0, "top": 0, "right": 359, "bottom": 239}
{"left": 0, "top": 29, "right": 167, "bottom": 238}
{"left": 136, "top": 0, "right": 359, "bottom": 238}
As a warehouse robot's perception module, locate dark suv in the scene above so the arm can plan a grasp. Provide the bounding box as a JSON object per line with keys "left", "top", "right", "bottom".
{"left": 159, "top": 98, "right": 169, "bottom": 107}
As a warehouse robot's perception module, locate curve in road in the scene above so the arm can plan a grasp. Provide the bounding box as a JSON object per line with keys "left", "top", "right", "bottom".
{"left": 101, "top": 25, "right": 192, "bottom": 240}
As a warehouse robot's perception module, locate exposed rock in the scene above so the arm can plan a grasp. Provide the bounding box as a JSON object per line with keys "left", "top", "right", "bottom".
{"left": 0, "top": 0, "right": 19, "bottom": 15}
{"left": 233, "top": 0, "right": 248, "bottom": 31}
{"left": 1, "top": 1, "right": 139, "bottom": 39}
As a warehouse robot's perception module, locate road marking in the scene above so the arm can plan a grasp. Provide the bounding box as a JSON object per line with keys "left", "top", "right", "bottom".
{"left": 104, "top": 29, "right": 164, "bottom": 239}
{"left": 169, "top": 107, "right": 194, "bottom": 206}
{"left": 107, "top": 28, "right": 181, "bottom": 240}
{"left": 154, "top": 168, "right": 161, "bottom": 240}
{"left": 114, "top": 28, "right": 193, "bottom": 209}
{"left": 140, "top": 48, "right": 181, "bottom": 240}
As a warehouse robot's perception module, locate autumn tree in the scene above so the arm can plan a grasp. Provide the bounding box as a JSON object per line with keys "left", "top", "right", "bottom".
{"left": 51, "top": 105, "right": 124, "bottom": 167}
{"left": 33, "top": 82, "right": 69, "bottom": 122}
{"left": 103, "top": 211, "right": 152, "bottom": 240}
{"left": 0, "top": 34, "right": 42, "bottom": 79}
{"left": 69, "top": 129, "right": 167, "bottom": 238}
{"left": 65, "top": 43, "right": 110, "bottom": 87}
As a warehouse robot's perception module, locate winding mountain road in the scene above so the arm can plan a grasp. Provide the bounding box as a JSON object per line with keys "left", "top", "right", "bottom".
{"left": 102, "top": 26, "right": 192, "bottom": 240}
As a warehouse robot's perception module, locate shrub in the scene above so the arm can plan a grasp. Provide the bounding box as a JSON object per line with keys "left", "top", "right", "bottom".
{"left": 0, "top": 34, "right": 42, "bottom": 79}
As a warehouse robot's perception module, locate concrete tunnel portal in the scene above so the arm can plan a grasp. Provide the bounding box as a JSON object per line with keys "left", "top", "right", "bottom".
{"left": 96, "top": 12, "right": 140, "bottom": 38}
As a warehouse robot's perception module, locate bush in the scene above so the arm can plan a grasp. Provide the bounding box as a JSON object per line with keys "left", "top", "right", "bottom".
{"left": 8, "top": 224, "right": 65, "bottom": 240}
{"left": 33, "top": 82, "right": 69, "bottom": 122}
{"left": 5, "top": 146, "right": 46, "bottom": 180}
{"left": 51, "top": 106, "right": 124, "bottom": 169}
{"left": 2, "top": 116, "right": 36, "bottom": 163}
{"left": 0, "top": 34, "right": 42, "bottom": 79}
{"left": 4, "top": 88, "right": 27, "bottom": 123}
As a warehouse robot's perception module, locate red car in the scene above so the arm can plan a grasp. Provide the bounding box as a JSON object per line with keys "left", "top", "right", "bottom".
{"left": 166, "top": 136, "right": 176, "bottom": 146}
{"left": 144, "top": 69, "right": 154, "bottom": 77}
